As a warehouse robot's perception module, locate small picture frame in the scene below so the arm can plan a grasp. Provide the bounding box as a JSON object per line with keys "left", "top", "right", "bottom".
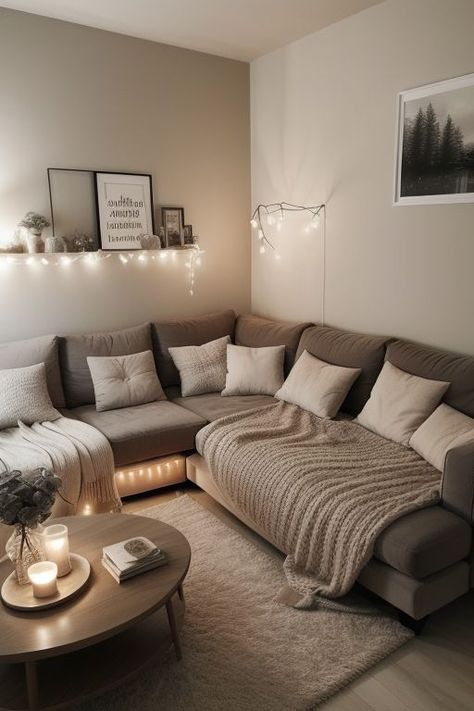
{"left": 161, "top": 207, "right": 185, "bottom": 247}
{"left": 96, "top": 172, "right": 155, "bottom": 250}
{"left": 183, "top": 224, "right": 194, "bottom": 246}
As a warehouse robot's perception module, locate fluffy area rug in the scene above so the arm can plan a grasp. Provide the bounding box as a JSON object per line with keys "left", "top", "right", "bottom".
{"left": 82, "top": 494, "right": 413, "bottom": 710}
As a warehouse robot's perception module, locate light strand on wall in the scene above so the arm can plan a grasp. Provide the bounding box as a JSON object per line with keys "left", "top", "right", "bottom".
{"left": 0, "top": 247, "right": 204, "bottom": 296}
{"left": 251, "top": 201, "right": 327, "bottom": 326}
{"left": 250, "top": 202, "right": 325, "bottom": 253}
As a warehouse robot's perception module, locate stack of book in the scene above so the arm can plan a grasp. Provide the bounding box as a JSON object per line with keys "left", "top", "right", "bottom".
{"left": 102, "top": 536, "right": 167, "bottom": 583}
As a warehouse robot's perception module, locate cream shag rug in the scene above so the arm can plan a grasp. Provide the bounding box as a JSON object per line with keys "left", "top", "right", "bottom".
{"left": 82, "top": 494, "right": 412, "bottom": 711}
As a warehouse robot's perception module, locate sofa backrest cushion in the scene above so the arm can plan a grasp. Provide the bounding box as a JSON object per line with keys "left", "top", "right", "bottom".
{"left": 0, "top": 334, "right": 65, "bottom": 408}
{"left": 386, "top": 339, "right": 474, "bottom": 417}
{"left": 152, "top": 310, "right": 236, "bottom": 388}
{"left": 235, "top": 314, "right": 311, "bottom": 375}
{"left": 296, "top": 325, "right": 389, "bottom": 415}
{"left": 59, "top": 323, "right": 152, "bottom": 408}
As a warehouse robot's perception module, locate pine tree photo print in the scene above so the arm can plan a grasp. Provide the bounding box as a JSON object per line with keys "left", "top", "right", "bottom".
{"left": 395, "top": 74, "right": 474, "bottom": 204}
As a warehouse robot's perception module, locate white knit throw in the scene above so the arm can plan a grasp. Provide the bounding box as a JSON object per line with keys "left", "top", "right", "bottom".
{"left": 0, "top": 417, "right": 121, "bottom": 515}
{"left": 196, "top": 402, "right": 441, "bottom": 608}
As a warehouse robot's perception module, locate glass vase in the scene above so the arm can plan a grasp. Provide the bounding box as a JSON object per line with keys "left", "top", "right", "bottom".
{"left": 5, "top": 524, "right": 45, "bottom": 585}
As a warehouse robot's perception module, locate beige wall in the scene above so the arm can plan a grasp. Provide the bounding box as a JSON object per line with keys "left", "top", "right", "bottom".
{"left": 251, "top": 0, "right": 474, "bottom": 355}
{"left": 0, "top": 9, "right": 250, "bottom": 341}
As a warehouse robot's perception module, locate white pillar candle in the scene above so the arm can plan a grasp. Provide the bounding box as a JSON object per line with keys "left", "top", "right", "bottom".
{"left": 43, "top": 524, "right": 72, "bottom": 577}
{"left": 28, "top": 561, "right": 58, "bottom": 598}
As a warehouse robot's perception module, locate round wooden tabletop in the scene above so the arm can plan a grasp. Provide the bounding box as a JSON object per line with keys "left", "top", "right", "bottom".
{"left": 0, "top": 513, "right": 191, "bottom": 664}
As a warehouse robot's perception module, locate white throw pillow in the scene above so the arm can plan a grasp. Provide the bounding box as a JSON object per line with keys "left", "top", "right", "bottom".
{"left": 222, "top": 344, "right": 285, "bottom": 397}
{"left": 169, "top": 336, "right": 230, "bottom": 397}
{"left": 87, "top": 350, "right": 166, "bottom": 412}
{"left": 410, "top": 403, "right": 474, "bottom": 471}
{"left": 0, "top": 363, "right": 60, "bottom": 428}
{"left": 275, "top": 350, "right": 361, "bottom": 419}
{"left": 356, "top": 361, "right": 449, "bottom": 446}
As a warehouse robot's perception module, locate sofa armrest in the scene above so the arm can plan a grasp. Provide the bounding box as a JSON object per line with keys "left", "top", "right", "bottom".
{"left": 441, "top": 440, "right": 474, "bottom": 524}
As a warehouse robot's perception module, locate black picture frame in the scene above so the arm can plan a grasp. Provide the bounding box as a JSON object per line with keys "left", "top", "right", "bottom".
{"left": 161, "top": 206, "right": 185, "bottom": 248}
{"left": 95, "top": 171, "right": 155, "bottom": 250}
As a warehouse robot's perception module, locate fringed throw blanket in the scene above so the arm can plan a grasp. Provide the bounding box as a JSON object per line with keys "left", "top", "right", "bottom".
{"left": 0, "top": 417, "right": 121, "bottom": 515}
{"left": 196, "top": 402, "right": 441, "bottom": 608}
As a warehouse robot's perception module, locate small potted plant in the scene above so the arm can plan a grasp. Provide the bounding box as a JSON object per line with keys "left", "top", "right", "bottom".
{"left": 17, "top": 212, "right": 51, "bottom": 253}
{"left": 0, "top": 468, "right": 63, "bottom": 584}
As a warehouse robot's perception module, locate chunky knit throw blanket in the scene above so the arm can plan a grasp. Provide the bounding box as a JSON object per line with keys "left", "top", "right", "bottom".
{"left": 196, "top": 402, "right": 441, "bottom": 608}
{"left": 0, "top": 417, "right": 121, "bottom": 516}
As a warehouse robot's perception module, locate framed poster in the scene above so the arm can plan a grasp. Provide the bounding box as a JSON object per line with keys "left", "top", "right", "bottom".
{"left": 394, "top": 73, "right": 474, "bottom": 205}
{"left": 161, "top": 206, "right": 184, "bottom": 248}
{"left": 96, "top": 172, "right": 155, "bottom": 250}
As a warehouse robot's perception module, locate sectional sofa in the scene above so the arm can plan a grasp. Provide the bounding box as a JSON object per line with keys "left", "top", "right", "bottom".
{"left": 0, "top": 310, "right": 472, "bottom": 628}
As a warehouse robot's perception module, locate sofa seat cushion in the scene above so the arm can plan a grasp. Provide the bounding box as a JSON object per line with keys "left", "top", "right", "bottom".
{"left": 71, "top": 401, "right": 206, "bottom": 467}
{"left": 374, "top": 505, "right": 472, "bottom": 579}
{"left": 166, "top": 387, "right": 276, "bottom": 421}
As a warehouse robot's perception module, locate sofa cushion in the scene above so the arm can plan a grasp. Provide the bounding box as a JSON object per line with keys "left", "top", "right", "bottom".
{"left": 374, "top": 505, "right": 472, "bottom": 579}
{"left": 60, "top": 324, "right": 152, "bottom": 409}
{"left": 152, "top": 310, "right": 236, "bottom": 388}
{"left": 0, "top": 363, "right": 60, "bottom": 428}
{"left": 235, "top": 314, "right": 311, "bottom": 375}
{"left": 386, "top": 339, "right": 474, "bottom": 417}
{"left": 0, "top": 334, "right": 65, "bottom": 408}
{"left": 167, "top": 387, "right": 276, "bottom": 421}
{"left": 87, "top": 350, "right": 166, "bottom": 412}
{"left": 296, "top": 325, "right": 389, "bottom": 415}
{"left": 71, "top": 401, "right": 206, "bottom": 467}
{"left": 169, "top": 335, "right": 230, "bottom": 397}
{"left": 223, "top": 344, "right": 285, "bottom": 397}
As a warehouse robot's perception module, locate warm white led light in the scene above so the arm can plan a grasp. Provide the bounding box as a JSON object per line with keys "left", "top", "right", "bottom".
{"left": 259, "top": 244, "right": 266, "bottom": 254}
{"left": 258, "top": 229, "right": 264, "bottom": 240}
{"left": 250, "top": 218, "right": 258, "bottom": 229}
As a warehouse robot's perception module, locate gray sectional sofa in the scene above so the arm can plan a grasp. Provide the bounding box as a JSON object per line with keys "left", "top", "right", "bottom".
{"left": 0, "top": 310, "right": 473, "bottom": 629}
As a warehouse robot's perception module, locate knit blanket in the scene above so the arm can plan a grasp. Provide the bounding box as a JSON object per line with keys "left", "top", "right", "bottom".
{"left": 196, "top": 402, "right": 441, "bottom": 608}
{"left": 0, "top": 417, "right": 121, "bottom": 516}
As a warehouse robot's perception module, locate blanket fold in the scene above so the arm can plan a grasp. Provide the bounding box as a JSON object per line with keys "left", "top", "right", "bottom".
{"left": 196, "top": 402, "right": 440, "bottom": 607}
{"left": 0, "top": 417, "right": 121, "bottom": 515}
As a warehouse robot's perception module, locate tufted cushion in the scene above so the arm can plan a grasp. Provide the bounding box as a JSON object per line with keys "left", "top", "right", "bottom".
{"left": 0, "top": 334, "right": 65, "bottom": 408}
{"left": 152, "top": 310, "right": 236, "bottom": 388}
{"left": 87, "top": 350, "right": 166, "bottom": 412}
{"left": 0, "top": 363, "right": 59, "bottom": 428}
{"left": 169, "top": 336, "right": 230, "bottom": 397}
{"left": 59, "top": 323, "right": 152, "bottom": 408}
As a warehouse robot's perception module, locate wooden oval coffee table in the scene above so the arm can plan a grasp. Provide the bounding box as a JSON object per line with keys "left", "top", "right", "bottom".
{"left": 0, "top": 513, "right": 191, "bottom": 711}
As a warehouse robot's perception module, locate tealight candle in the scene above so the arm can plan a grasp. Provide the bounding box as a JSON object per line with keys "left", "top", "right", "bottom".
{"left": 43, "top": 524, "right": 72, "bottom": 577}
{"left": 28, "top": 561, "right": 58, "bottom": 598}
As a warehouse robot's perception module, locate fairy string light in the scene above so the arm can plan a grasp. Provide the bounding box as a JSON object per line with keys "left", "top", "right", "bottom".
{"left": 250, "top": 201, "right": 325, "bottom": 252}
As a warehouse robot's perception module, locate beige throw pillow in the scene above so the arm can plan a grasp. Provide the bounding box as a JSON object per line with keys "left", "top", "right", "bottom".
{"left": 0, "top": 363, "right": 60, "bottom": 429}
{"left": 410, "top": 403, "right": 474, "bottom": 471}
{"left": 222, "top": 344, "right": 285, "bottom": 397}
{"left": 356, "top": 361, "right": 449, "bottom": 446}
{"left": 275, "top": 350, "right": 361, "bottom": 419}
{"left": 87, "top": 350, "right": 165, "bottom": 412}
{"left": 168, "top": 336, "right": 230, "bottom": 397}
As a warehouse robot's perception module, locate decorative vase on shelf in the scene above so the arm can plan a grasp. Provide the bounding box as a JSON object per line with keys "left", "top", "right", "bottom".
{"left": 44, "top": 235, "right": 65, "bottom": 253}
{"left": 5, "top": 524, "right": 45, "bottom": 585}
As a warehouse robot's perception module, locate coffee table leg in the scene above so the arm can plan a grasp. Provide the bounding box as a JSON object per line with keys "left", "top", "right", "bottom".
{"left": 166, "top": 598, "right": 182, "bottom": 661}
{"left": 178, "top": 583, "right": 184, "bottom": 602}
{"left": 25, "top": 661, "right": 39, "bottom": 710}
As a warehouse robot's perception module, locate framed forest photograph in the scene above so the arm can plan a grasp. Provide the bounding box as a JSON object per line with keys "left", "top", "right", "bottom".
{"left": 394, "top": 73, "right": 474, "bottom": 205}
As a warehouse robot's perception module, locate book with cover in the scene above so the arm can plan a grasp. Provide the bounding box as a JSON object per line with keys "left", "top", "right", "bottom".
{"left": 102, "top": 536, "right": 168, "bottom": 583}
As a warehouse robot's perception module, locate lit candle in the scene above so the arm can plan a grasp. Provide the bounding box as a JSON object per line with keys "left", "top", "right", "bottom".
{"left": 43, "top": 524, "right": 72, "bottom": 577}
{"left": 28, "top": 561, "right": 58, "bottom": 598}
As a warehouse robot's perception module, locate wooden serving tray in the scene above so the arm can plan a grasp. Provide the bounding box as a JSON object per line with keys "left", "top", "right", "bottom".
{"left": 1, "top": 554, "right": 90, "bottom": 612}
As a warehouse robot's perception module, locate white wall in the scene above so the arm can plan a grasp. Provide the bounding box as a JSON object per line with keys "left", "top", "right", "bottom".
{"left": 0, "top": 9, "right": 251, "bottom": 341}
{"left": 251, "top": 0, "right": 474, "bottom": 355}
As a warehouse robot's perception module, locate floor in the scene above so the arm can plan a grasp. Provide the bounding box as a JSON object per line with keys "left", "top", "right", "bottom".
{"left": 124, "top": 482, "right": 474, "bottom": 711}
